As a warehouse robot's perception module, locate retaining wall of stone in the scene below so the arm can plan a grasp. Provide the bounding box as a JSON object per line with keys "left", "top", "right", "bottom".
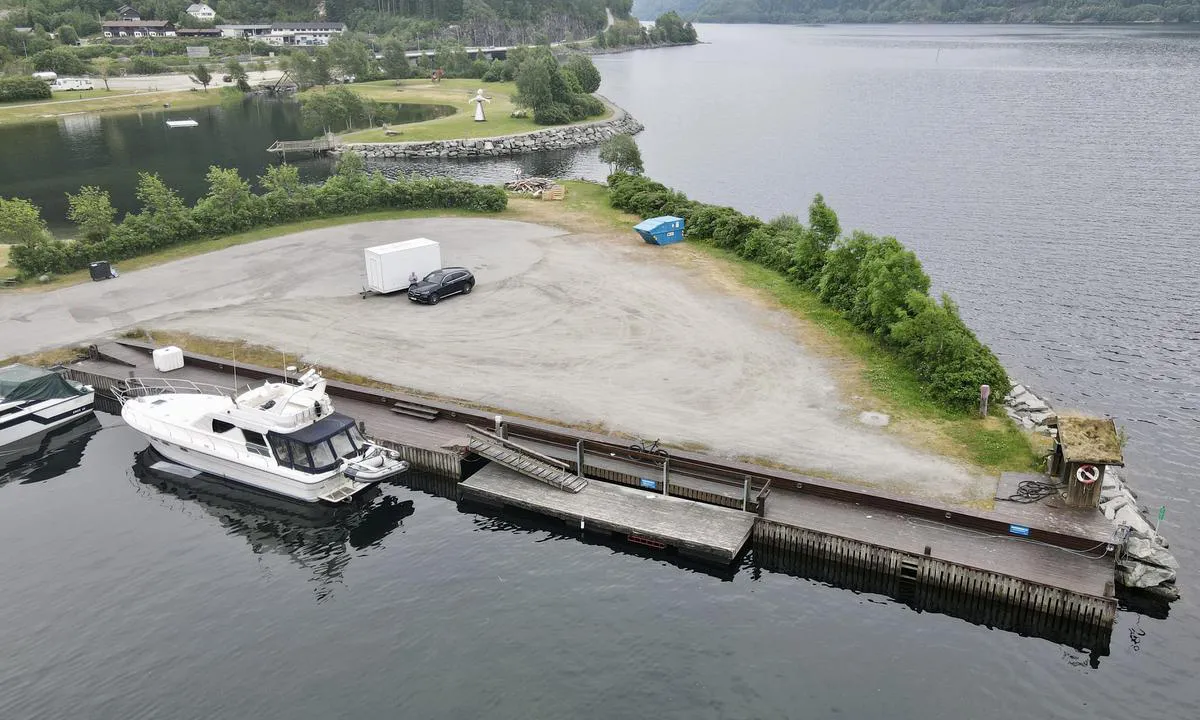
{"left": 343, "top": 104, "right": 644, "bottom": 160}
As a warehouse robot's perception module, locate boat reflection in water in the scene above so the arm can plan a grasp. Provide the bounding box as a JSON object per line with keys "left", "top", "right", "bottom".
{"left": 131, "top": 448, "right": 415, "bottom": 600}
{"left": 0, "top": 415, "right": 103, "bottom": 486}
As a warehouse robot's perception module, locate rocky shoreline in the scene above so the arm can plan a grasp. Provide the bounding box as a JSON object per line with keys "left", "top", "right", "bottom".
{"left": 341, "top": 101, "right": 644, "bottom": 160}
{"left": 1004, "top": 385, "right": 1180, "bottom": 601}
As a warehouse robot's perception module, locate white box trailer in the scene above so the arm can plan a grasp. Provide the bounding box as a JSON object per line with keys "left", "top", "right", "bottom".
{"left": 363, "top": 238, "right": 442, "bottom": 295}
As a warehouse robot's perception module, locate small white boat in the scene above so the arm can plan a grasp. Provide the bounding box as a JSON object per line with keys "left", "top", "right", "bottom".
{"left": 0, "top": 364, "right": 94, "bottom": 450}
{"left": 165, "top": 119, "right": 199, "bottom": 128}
{"left": 116, "top": 368, "right": 408, "bottom": 503}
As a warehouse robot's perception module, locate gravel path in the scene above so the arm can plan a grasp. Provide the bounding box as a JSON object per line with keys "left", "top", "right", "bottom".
{"left": 0, "top": 218, "right": 994, "bottom": 501}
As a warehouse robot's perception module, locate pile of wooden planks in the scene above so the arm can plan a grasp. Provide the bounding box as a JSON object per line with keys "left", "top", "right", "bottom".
{"left": 504, "top": 177, "right": 555, "bottom": 195}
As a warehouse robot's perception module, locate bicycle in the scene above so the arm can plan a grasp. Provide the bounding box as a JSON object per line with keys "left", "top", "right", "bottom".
{"left": 629, "top": 438, "right": 669, "bottom": 457}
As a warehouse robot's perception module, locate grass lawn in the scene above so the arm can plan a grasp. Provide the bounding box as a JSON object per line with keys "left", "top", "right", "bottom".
{"left": 0, "top": 88, "right": 222, "bottom": 126}
{"left": 338, "top": 78, "right": 611, "bottom": 143}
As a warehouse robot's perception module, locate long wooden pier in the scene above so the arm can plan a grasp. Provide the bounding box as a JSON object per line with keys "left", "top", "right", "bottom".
{"left": 63, "top": 340, "right": 1120, "bottom": 650}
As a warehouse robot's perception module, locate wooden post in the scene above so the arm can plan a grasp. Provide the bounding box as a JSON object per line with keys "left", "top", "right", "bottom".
{"left": 576, "top": 440, "right": 585, "bottom": 480}
{"left": 494, "top": 414, "right": 506, "bottom": 440}
{"left": 743, "top": 475, "right": 751, "bottom": 512}
{"left": 662, "top": 456, "right": 670, "bottom": 496}
{"left": 979, "top": 384, "right": 990, "bottom": 418}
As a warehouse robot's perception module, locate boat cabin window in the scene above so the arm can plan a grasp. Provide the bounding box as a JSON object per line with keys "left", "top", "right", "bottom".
{"left": 243, "top": 429, "right": 269, "bottom": 456}
{"left": 267, "top": 413, "right": 361, "bottom": 474}
{"left": 212, "top": 419, "right": 236, "bottom": 434}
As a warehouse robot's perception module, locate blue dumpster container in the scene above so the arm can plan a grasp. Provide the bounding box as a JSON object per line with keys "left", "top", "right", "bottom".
{"left": 634, "top": 216, "right": 684, "bottom": 245}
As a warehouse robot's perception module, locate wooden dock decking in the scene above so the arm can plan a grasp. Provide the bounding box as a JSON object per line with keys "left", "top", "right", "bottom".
{"left": 460, "top": 462, "right": 757, "bottom": 563}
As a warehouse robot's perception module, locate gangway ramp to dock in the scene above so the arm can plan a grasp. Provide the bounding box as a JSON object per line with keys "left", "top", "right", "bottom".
{"left": 467, "top": 426, "right": 587, "bottom": 493}
{"left": 459, "top": 462, "right": 756, "bottom": 563}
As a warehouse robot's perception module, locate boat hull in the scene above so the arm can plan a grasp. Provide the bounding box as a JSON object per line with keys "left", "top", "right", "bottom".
{"left": 0, "top": 392, "right": 95, "bottom": 449}
{"left": 143, "top": 436, "right": 367, "bottom": 504}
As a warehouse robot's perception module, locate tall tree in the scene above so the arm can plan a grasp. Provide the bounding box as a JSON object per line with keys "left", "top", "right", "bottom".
{"left": 599, "top": 134, "right": 643, "bottom": 175}
{"left": 191, "top": 63, "right": 212, "bottom": 92}
{"left": 226, "top": 58, "right": 250, "bottom": 92}
{"left": 66, "top": 186, "right": 116, "bottom": 243}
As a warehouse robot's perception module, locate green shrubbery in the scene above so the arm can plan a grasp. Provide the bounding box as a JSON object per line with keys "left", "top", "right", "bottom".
{"left": 6, "top": 153, "right": 507, "bottom": 278}
{"left": 514, "top": 47, "right": 606, "bottom": 126}
{"left": 0, "top": 76, "right": 52, "bottom": 102}
{"left": 607, "top": 173, "right": 1010, "bottom": 410}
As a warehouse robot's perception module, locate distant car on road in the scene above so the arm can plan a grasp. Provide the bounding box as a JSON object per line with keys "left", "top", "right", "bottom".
{"left": 407, "top": 267, "right": 474, "bottom": 305}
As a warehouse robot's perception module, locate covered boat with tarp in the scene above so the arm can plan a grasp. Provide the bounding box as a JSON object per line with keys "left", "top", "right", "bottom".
{"left": 0, "top": 364, "right": 95, "bottom": 449}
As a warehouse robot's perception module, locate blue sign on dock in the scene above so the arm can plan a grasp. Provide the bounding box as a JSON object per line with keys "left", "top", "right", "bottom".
{"left": 639, "top": 478, "right": 658, "bottom": 490}
{"left": 1008, "top": 524, "right": 1031, "bottom": 537}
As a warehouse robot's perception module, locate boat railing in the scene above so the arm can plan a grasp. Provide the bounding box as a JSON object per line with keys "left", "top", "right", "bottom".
{"left": 115, "top": 377, "right": 236, "bottom": 405}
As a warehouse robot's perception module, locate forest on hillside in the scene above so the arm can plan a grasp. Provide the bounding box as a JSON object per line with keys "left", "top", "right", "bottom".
{"left": 632, "top": 0, "right": 1200, "bottom": 23}
{"left": 3, "top": 0, "right": 638, "bottom": 46}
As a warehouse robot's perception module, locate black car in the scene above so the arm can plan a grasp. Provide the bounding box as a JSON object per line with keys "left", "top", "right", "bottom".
{"left": 407, "top": 267, "right": 475, "bottom": 305}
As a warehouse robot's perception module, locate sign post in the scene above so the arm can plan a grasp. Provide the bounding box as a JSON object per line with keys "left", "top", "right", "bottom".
{"left": 979, "top": 384, "right": 991, "bottom": 418}
{"left": 1156, "top": 505, "right": 1166, "bottom": 534}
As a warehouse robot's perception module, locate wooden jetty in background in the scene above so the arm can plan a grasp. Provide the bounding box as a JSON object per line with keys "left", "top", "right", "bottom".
{"left": 63, "top": 340, "right": 1121, "bottom": 651}
{"left": 266, "top": 133, "right": 341, "bottom": 159}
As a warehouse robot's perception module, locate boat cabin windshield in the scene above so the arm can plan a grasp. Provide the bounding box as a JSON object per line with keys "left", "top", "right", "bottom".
{"left": 266, "top": 413, "right": 366, "bottom": 474}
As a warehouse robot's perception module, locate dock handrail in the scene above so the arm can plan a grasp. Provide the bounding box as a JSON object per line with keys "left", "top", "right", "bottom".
{"left": 465, "top": 425, "right": 570, "bottom": 471}
{"left": 115, "top": 377, "right": 236, "bottom": 405}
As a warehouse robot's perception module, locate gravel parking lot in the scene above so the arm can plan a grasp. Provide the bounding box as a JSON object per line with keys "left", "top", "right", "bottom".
{"left": 0, "top": 218, "right": 993, "bottom": 501}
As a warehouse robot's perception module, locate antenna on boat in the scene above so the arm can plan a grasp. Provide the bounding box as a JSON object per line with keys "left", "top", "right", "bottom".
{"left": 233, "top": 346, "right": 238, "bottom": 396}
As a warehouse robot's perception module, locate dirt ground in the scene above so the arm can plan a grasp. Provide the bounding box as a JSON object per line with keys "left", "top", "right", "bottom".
{"left": 0, "top": 217, "right": 995, "bottom": 502}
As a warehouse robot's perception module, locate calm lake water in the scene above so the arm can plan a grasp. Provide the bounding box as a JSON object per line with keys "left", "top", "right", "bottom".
{"left": 2, "top": 24, "right": 1199, "bottom": 720}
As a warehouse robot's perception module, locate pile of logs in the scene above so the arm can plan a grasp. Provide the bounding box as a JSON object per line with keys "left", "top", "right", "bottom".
{"left": 504, "top": 177, "right": 556, "bottom": 195}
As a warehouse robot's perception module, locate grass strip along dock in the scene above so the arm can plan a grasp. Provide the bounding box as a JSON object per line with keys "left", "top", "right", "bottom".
{"left": 66, "top": 340, "right": 1121, "bottom": 654}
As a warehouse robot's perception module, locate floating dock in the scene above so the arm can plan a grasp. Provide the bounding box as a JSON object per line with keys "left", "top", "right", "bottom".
{"left": 461, "top": 462, "right": 756, "bottom": 562}
{"left": 64, "top": 340, "right": 1121, "bottom": 652}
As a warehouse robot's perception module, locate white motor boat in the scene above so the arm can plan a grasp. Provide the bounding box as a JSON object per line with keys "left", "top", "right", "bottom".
{"left": 116, "top": 368, "right": 409, "bottom": 503}
{"left": 0, "top": 364, "right": 95, "bottom": 450}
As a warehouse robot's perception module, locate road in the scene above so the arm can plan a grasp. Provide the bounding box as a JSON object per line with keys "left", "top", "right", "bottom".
{"left": 0, "top": 218, "right": 992, "bottom": 501}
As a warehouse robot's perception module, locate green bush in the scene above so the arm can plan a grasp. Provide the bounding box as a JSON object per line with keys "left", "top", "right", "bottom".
{"left": 481, "top": 60, "right": 504, "bottom": 82}
{"left": 0, "top": 77, "right": 52, "bottom": 102}
{"left": 533, "top": 102, "right": 573, "bottom": 125}
{"left": 128, "top": 56, "right": 168, "bottom": 75}
{"left": 607, "top": 174, "right": 1010, "bottom": 409}
{"left": 32, "top": 47, "right": 89, "bottom": 75}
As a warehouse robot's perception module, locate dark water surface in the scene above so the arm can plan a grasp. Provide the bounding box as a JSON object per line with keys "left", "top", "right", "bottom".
{"left": 2, "top": 24, "right": 1199, "bottom": 720}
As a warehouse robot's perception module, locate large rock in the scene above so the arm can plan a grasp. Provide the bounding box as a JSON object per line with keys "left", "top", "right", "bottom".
{"left": 1114, "top": 504, "right": 1156, "bottom": 539}
{"left": 1124, "top": 536, "right": 1178, "bottom": 569}
{"left": 1010, "top": 391, "right": 1049, "bottom": 413}
{"left": 1117, "top": 559, "right": 1177, "bottom": 588}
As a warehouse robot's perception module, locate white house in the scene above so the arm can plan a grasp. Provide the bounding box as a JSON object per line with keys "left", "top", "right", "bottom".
{"left": 263, "top": 22, "right": 345, "bottom": 47}
{"left": 185, "top": 3, "right": 216, "bottom": 21}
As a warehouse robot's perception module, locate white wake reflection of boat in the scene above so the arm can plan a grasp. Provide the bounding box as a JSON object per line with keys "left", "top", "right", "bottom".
{"left": 117, "top": 368, "right": 408, "bottom": 504}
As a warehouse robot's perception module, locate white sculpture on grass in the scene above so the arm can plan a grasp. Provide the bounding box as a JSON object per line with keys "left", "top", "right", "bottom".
{"left": 470, "top": 89, "right": 492, "bottom": 122}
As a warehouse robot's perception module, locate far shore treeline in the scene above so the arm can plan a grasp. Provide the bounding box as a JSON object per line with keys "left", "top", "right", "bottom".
{"left": 606, "top": 173, "right": 1010, "bottom": 411}
{"left": 0, "top": 153, "right": 506, "bottom": 279}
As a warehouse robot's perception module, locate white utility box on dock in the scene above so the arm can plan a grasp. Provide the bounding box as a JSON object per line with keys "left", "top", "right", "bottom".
{"left": 363, "top": 238, "right": 442, "bottom": 295}
{"left": 152, "top": 346, "right": 184, "bottom": 373}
